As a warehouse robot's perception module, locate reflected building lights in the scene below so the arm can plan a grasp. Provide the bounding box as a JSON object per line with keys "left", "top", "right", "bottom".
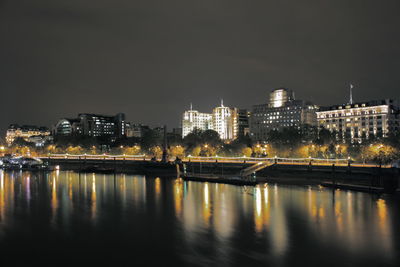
{"left": 155, "top": 178, "right": 161, "bottom": 196}
{"left": 26, "top": 176, "right": 31, "bottom": 203}
{"left": 254, "top": 185, "right": 270, "bottom": 234}
{"left": 269, "top": 186, "right": 288, "bottom": 256}
{"left": 255, "top": 186, "right": 262, "bottom": 217}
{"left": 202, "top": 183, "right": 211, "bottom": 226}
{"left": 0, "top": 170, "right": 395, "bottom": 264}
{"left": 51, "top": 175, "right": 58, "bottom": 223}
{"left": 91, "top": 176, "right": 97, "bottom": 221}
{"left": 376, "top": 199, "right": 393, "bottom": 255}
{"left": 174, "top": 179, "right": 183, "bottom": 220}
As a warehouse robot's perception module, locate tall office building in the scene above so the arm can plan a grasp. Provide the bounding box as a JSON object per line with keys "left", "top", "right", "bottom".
{"left": 182, "top": 106, "right": 212, "bottom": 137}
{"left": 250, "top": 88, "right": 318, "bottom": 141}
{"left": 212, "top": 101, "right": 238, "bottom": 141}
{"left": 317, "top": 99, "right": 400, "bottom": 143}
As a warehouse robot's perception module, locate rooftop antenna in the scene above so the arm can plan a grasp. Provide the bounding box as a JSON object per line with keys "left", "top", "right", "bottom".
{"left": 221, "top": 99, "right": 224, "bottom": 107}
{"left": 349, "top": 83, "right": 354, "bottom": 104}
{"left": 190, "top": 102, "right": 193, "bottom": 111}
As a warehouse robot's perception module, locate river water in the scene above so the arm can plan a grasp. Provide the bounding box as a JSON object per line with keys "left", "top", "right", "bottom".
{"left": 0, "top": 170, "right": 398, "bottom": 266}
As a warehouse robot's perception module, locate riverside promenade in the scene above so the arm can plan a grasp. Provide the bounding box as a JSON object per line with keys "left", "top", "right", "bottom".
{"left": 40, "top": 154, "right": 399, "bottom": 193}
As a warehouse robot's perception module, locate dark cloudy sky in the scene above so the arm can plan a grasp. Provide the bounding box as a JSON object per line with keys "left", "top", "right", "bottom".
{"left": 1, "top": 0, "right": 399, "bottom": 135}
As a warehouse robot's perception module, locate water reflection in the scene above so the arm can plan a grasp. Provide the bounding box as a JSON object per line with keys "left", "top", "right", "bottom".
{"left": 0, "top": 170, "right": 397, "bottom": 266}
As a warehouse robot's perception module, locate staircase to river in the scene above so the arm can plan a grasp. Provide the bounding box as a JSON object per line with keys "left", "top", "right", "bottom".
{"left": 240, "top": 161, "right": 273, "bottom": 178}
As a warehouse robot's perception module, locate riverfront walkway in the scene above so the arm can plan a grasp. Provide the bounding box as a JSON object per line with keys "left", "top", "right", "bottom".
{"left": 41, "top": 154, "right": 388, "bottom": 168}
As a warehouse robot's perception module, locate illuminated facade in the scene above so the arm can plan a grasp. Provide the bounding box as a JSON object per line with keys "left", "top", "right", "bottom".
{"left": 269, "top": 88, "right": 295, "bottom": 108}
{"left": 250, "top": 88, "right": 318, "bottom": 141}
{"left": 317, "top": 99, "right": 400, "bottom": 143}
{"left": 182, "top": 108, "right": 212, "bottom": 137}
{"left": 54, "top": 113, "right": 126, "bottom": 138}
{"left": 6, "top": 124, "right": 51, "bottom": 146}
{"left": 212, "top": 103, "right": 238, "bottom": 140}
{"left": 54, "top": 119, "right": 82, "bottom": 136}
{"left": 182, "top": 102, "right": 243, "bottom": 141}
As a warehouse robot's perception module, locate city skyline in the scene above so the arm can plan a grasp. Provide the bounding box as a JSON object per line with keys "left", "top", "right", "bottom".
{"left": 2, "top": 86, "right": 397, "bottom": 134}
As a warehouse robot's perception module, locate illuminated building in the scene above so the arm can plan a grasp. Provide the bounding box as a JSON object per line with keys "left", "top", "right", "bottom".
{"left": 250, "top": 88, "right": 318, "bottom": 141}
{"left": 317, "top": 99, "right": 400, "bottom": 143}
{"left": 54, "top": 113, "right": 126, "bottom": 138}
{"left": 6, "top": 124, "right": 51, "bottom": 146}
{"left": 182, "top": 102, "right": 242, "bottom": 141}
{"left": 54, "top": 119, "right": 82, "bottom": 136}
{"left": 212, "top": 101, "right": 238, "bottom": 141}
{"left": 182, "top": 105, "right": 212, "bottom": 137}
{"left": 269, "top": 88, "right": 295, "bottom": 108}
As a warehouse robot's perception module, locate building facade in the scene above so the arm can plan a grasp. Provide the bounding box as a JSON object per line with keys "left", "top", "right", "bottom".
{"left": 212, "top": 104, "right": 238, "bottom": 140}
{"left": 317, "top": 99, "right": 400, "bottom": 143}
{"left": 6, "top": 124, "right": 51, "bottom": 146}
{"left": 250, "top": 88, "right": 318, "bottom": 141}
{"left": 181, "top": 102, "right": 242, "bottom": 141}
{"left": 126, "top": 123, "right": 150, "bottom": 138}
{"left": 237, "top": 109, "right": 250, "bottom": 137}
{"left": 54, "top": 113, "right": 126, "bottom": 138}
{"left": 182, "top": 109, "right": 212, "bottom": 138}
{"left": 54, "top": 119, "right": 82, "bottom": 136}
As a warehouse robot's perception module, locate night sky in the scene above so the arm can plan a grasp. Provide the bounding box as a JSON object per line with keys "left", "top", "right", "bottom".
{"left": 1, "top": 0, "right": 400, "bottom": 135}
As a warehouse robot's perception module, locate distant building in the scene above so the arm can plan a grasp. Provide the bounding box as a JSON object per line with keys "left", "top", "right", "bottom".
{"left": 181, "top": 102, "right": 241, "bottom": 141}
{"left": 212, "top": 102, "right": 238, "bottom": 141}
{"left": 126, "top": 123, "right": 150, "bottom": 138}
{"left": 317, "top": 99, "right": 400, "bottom": 143}
{"left": 237, "top": 109, "right": 250, "bottom": 137}
{"left": 54, "top": 113, "right": 126, "bottom": 138}
{"left": 182, "top": 106, "right": 213, "bottom": 137}
{"left": 6, "top": 124, "right": 51, "bottom": 146}
{"left": 54, "top": 119, "right": 82, "bottom": 136}
{"left": 269, "top": 88, "right": 295, "bottom": 108}
{"left": 250, "top": 88, "right": 318, "bottom": 141}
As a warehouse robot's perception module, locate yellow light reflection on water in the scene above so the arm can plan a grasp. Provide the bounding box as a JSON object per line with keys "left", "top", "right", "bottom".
{"left": 0, "top": 170, "right": 396, "bottom": 264}
{"left": 202, "top": 183, "right": 211, "bottom": 226}
{"left": 174, "top": 179, "right": 183, "bottom": 219}
{"left": 91, "top": 175, "right": 97, "bottom": 220}
{"left": 155, "top": 178, "right": 161, "bottom": 196}
{"left": 254, "top": 184, "right": 270, "bottom": 234}
{"left": 51, "top": 175, "right": 58, "bottom": 223}
{"left": 376, "top": 198, "right": 392, "bottom": 254}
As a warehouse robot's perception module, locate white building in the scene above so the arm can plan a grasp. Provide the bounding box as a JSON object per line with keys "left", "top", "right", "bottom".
{"left": 182, "top": 106, "right": 212, "bottom": 137}
{"left": 317, "top": 99, "right": 400, "bottom": 143}
{"left": 181, "top": 102, "right": 240, "bottom": 141}
{"left": 212, "top": 102, "right": 238, "bottom": 141}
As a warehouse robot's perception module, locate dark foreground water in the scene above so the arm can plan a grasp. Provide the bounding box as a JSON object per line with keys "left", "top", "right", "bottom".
{"left": 0, "top": 170, "right": 399, "bottom": 266}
